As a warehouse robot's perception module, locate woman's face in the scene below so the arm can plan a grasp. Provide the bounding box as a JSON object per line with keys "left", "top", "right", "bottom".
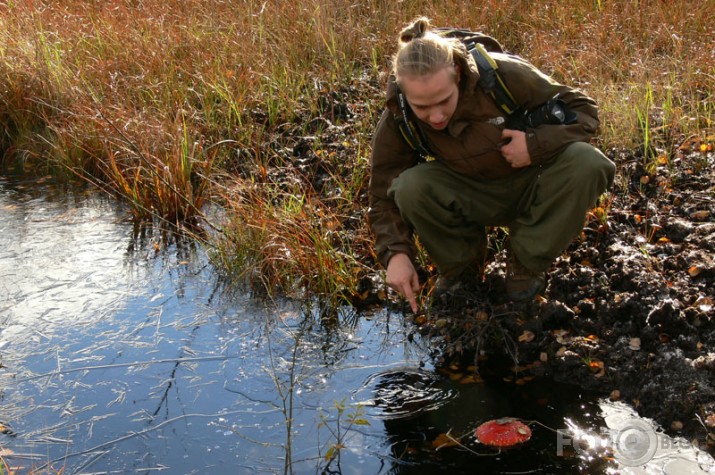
{"left": 400, "top": 65, "right": 459, "bottom": 131}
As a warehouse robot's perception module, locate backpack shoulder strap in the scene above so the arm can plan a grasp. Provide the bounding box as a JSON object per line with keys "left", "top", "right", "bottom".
{"left": 434, "top": 28, "right": 504, "bottom": 53}
{"left": 435, "top": 28, "right": 519, "bottom": 115}
{"left": 467, "top": 42, "right": 519, "bottom": 115}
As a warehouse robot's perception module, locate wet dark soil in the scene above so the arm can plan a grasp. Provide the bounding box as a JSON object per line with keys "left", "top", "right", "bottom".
{"left": 403, "top": 144, "right": 715, "bottom": 453}
{"left": 230, "top": 80, "right": 715, "bottom": 454}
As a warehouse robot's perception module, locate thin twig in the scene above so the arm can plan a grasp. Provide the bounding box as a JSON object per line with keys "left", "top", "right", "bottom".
{"left": 15, "top": 355, "right": 237, "bottom": 383}
{"left": 34, "top": 410, "right": 248, "bottom": 471}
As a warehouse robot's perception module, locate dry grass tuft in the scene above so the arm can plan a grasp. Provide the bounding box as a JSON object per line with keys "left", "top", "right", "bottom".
{"left": 1, "top": 0, "right": 714, "bottom": 299}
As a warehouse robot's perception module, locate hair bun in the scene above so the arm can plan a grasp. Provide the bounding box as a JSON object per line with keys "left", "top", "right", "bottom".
{"left": 398, "top": 17, "right": 431, "bottom": 44}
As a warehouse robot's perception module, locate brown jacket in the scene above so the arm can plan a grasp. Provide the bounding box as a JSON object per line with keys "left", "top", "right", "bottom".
{"left": 368, "top": 49, "right": 600, "bottom": 267}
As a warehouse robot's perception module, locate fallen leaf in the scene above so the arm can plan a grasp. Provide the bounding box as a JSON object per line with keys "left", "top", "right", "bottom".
{"left": 690, "top": 210, "right": 710, "bottom": 220}
{"left": 705, "top": 414, "right": 715, "bottom": 428}
{"left": 629, "top": 337, "right": 641, "bottom": 350}
{"left": 448, "top": 372, "right": 464, "bottom": 381}
{"left": 518, "top": 331, "right": 535, "bottom": 343}
{"left": 460, "top": 374, "right": 484, "bottom": 384}
{"left": 515, "top": 376, "right": 535, "bottom": 385}
{"left": 475, "top": 311, "right": 489, "bottom": 322}
{"left": 435, "top": 318, "right": 449, "bottom": 328}
{"left": 693, "top": 296, "right": 713, "bottom": 311}
{"left": 589, "top": 360, "right": 606, "bottom": 377}
{"left": 432, "top": 431, "right": 460, "bottom": 450}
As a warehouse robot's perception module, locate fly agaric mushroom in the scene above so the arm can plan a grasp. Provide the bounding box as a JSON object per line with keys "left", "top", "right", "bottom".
{"left": 475, "top": 417, "right": 532, "bottom": 447}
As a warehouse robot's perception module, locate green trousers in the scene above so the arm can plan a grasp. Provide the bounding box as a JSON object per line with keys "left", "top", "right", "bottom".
{"left": 388, "top": 142, "right": 616, "bottom": 276}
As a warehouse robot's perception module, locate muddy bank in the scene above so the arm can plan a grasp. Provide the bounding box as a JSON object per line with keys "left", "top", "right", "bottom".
{"left": 224, "top": 79, "right": 715, "bottom": 451}
{"left": 404, "top": 145, "right": 715, "bottom": 451}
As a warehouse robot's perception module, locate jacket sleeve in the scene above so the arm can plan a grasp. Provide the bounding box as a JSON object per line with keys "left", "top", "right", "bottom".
{"left": 497, "top": 55, "right": 600, "bottom": 165}
{"left": 368, "top": 108, "right": 420, "bottom": 268}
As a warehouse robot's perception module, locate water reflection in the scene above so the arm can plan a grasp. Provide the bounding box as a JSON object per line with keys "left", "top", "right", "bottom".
{"left": 0, "top": 180, "right": 132, "bottom": 350}
{"left": 357, "top": 369, "right": 458, "bottom": 420}
{"left": 1, "top": 173, "right": 713, "bottom": 474}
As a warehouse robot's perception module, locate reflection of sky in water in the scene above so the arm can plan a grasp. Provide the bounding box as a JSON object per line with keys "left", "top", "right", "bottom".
{"left": 1, "top": 177, "right": 713, "bottom": 474}
{"left": 0, "top": 187, "right": 140, "bottom": 349}
{"left": 0, "top": 177, "right": 421, "bottom": 473}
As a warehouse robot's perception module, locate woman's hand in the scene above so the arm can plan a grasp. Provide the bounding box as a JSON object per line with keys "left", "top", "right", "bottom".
{"left": 385, "top": 252, "right": 420, "bottom": 313}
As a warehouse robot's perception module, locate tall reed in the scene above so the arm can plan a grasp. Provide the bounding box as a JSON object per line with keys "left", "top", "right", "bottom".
{"left": 1, "top": 0, "right": 713, "bottom": 301}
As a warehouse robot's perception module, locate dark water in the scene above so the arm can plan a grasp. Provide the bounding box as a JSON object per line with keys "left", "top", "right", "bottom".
{"left": 1, "top": 173, "right": 713, "bottom": 474}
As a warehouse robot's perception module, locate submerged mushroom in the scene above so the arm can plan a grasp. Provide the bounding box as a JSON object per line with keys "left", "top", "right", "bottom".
{"left": 475, "top": 417, "right": 532, "bottom": 447}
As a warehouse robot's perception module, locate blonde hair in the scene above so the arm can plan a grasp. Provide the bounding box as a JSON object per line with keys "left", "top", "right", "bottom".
{"left": 392, "top": 17, "right": 466, "bottom": 85}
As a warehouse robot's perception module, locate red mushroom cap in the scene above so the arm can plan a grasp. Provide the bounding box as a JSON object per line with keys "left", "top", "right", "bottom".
{"left": 475, "top": 417, "right": 532, "bottom": 447}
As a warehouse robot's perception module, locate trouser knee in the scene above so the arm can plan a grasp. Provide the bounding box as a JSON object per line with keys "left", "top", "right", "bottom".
{"left": 560, "top": 142, "right": 616, "bottom": 190}
{"left": 388, "top": 164, "right": 434, "bottom": 217}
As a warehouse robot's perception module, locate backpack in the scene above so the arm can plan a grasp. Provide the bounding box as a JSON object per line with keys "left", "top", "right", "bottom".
{"left": 395, "top": 29, "right": 519, "bottom": 161}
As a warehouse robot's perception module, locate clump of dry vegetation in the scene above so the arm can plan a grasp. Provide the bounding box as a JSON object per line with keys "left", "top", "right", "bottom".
{"left": 1, "top": 0, "right": 714, "bottom": 302}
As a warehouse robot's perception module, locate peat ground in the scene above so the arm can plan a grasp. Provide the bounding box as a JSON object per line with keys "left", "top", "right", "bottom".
{"left": 397, "top": 142, "right": 715, "bottom": 452}
{"left": 243, "top": 80, "right": 715, "bottom": 452}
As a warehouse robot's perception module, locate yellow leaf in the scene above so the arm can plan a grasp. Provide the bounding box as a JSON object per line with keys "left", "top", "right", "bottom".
{"left": 589, "top": 360, "right": 606, "bottom": 377}
{"left": 518, "top": 331, "right": 535, "bottom": 343}
{"left": 688, "top": 266, "right": 703, "bottom": 277}
{"left": 325, "top": 443, "right": 344, "bottom": 460}
{"left": 448, "top": 372, "right": 464, "bottom": 381}
{"left": 690, "top": 210, "right": 710, "bottom": 220}
{"left": 432, "top": 432, "right": 460, "bottom": 450}
{"left": 460, "top": 374, "right": 484, "bottom": 384}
